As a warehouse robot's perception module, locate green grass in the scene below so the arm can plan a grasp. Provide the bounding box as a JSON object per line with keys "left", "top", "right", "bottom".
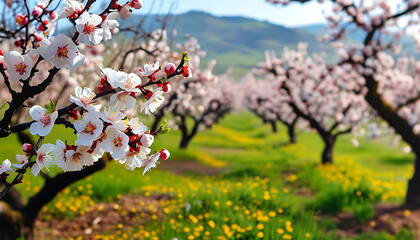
{"left": 0, "top": 111, "right": 416, "bottom": 239}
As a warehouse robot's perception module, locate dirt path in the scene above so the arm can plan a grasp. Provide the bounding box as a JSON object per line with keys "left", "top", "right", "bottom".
{"left": 159, "top": 160, "right": 222, "bottom": 175}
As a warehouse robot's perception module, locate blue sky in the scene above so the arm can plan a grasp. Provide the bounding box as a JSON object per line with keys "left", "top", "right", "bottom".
{"left": 141, "top": 0, "right": 332, "bottom": 27}
{"left": 21, "top": 0, "right": 331, "bottom": 27}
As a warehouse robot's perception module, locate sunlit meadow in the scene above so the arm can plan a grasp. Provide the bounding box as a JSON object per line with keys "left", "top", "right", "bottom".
{"left": 1, "top": 112, "right": 414, "bottom": 239}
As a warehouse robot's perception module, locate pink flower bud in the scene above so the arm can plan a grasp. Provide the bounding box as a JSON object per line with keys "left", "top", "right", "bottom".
{"left": 37, "top": 1, "right": 48, "bottom": 9}
{"left": 129, "top": 0, "right": 143, "bottom": 9}
{"left": 32, "top": 6, "right": 42, "bottom": 17}
{"left": 118, "top": 4, "right": 132, "bottom": 20}
{"left": 34, "top": 33, "right": 44, "bottom": 42}
{"left": 164, "top": 63, "right": 176, "bottom": 75}
{"left": 49, "top": 11, "right": 57, "bottom": 19}
{"left": 140, "top": 134, "right": 154, "bottom": 148}
{"left": 22, "top": 143, "right": 32, "bottom": 153}
{"left": 160, "top": 149, "right": 170, "bottom": 160}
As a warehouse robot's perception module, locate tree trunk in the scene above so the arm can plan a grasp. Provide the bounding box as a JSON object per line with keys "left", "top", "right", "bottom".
{"left": 179, "top": 134, "right": 191, "bottom": 149}
{"left": 151, "top": 113, "right": 164, "bottom": 132}
{"left": 287, "top": 122, "right": 297, "bottom": 143}
{"left": 0, "top": 188, "right": 25, "bottom": 239}
{"left": 270, "top": 120, "right": 277, "bottom": 133}
{"left": 363, "top": 75, "right": 420, "bottom": 206}
{"left": 322, "top": 136, "right": 335, "bottom": 164}
{"left": 22, "top": 159, "right": 107, "bottom": 232}
{"left": 406, "top": 151, "right": 420, "bottom": 206}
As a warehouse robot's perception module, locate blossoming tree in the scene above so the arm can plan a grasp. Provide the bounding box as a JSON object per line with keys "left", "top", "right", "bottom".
{"left": 0, "top": 0, "right": 192, "bottom": 238}
{"left": 245, "top": 74, "right": 299, "bottom": 143}
{"left": 147, "top": 37, "right": 233, "bottom": 149}
{"left": 266, "top": 0, "right": 420, "bottom": 206}
{"left": 256, "top": 43, "right": 368, "bottom": 164}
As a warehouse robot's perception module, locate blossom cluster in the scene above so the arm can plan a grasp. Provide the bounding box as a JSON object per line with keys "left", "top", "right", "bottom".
{"left": 255, "top": 43, "right": 368, "bottom": 134}
{"left": 0, "top": 0, "right": 194, "bottom": 186}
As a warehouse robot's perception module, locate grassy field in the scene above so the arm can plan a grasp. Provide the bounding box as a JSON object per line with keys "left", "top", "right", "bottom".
{"left": 0, "top": 112, "right": 416, "bottom": 239}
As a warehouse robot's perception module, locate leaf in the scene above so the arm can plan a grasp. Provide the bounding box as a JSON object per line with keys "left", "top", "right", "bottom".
{"left": 182, "top": 52, "right": 190, "bottom": 63}
{"left": 160, "top": 128, "right": 171, "bottom": 134}
{"left": 45, "top": 99, "right": 58, "bottom": 114}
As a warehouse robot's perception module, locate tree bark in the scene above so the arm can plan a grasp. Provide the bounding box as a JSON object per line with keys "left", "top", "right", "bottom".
{"left": 179, "top": 119, "right": 200, "bottom": 149}
{"left": 22, "top": 159, "right": 107, "bottom": 234}
{"left": 406, "top": 150, "right": 420, "bottom": 206}
{"left": 287, "top": 124, "right": 296, "bottom": 143}
{"left": 0, "top": 188, "right": 25, "bottom": 239}
{"left": 179, "top": 134, "right": 191, "bottom": 149}
{"left": 363, "top": 75, "right": 420, "bottom": 206}
{"left": 270, "top": 120, "right": 277, "bottom": 133}
{"left": 321, "top": 135, "right": 335, "bottom": 164}
{"left": 151, "top": 112, "right": 164, "bottom": 132}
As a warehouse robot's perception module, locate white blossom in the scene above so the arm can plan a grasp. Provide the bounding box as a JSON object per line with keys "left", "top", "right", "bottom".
{"left": 141, "top": 152, "right": 160, "bottom": 176}
{"left": 29, "top": 105, "right": 58, "bottom": 136}
{"left": 102, "top": 127, "right": 129, "bottom": 160}
{"left": 74, "top": 111, "right": 104, "bottom": 146}
{"left": 75, "top": 12, "right": 104, "bottom": 47}
{"left": 141, "top": 87, "right": 165, "bottom": 114}
{"left": 0, "top": 159, "right": 13, "bottom": 175}
{"left": 4, "top": 51, "right": 32, "bottom": 82}
{"left": 37, "top": 34, "right": 85, "bottom": 69}
{"left": 58, "top": 0, "right": 83, "bottom": 19}
{"left": 31, "top": 144, "right": 55, "bottom": 176}
{"left": 69, "top": 86, "right": 101, "bottom": 111}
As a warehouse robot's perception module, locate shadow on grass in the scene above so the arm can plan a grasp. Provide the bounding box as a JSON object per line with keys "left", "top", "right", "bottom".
{"left": 381, "top": 156, "right": 414, "bottom": 166}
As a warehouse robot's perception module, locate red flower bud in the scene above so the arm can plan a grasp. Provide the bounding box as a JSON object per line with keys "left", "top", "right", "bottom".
{"left": 145, "top": 92, "right": 153, "bottom": 100}
{"left": 182, "top": 66, "right": 191, "bottom": 78}
{"left": 162, "top": 83, "right": 171, "bottom": 93}
{"left": 129, "top": 134, "right": 140, "bottom": 142}
{"left": 164, "top": 63, "right": 176, "bottom": 75}
{"left": 69, "top": 110, "right": 81, "bottom": 120}
{"left": 14, "top": 38, "right": 24, "bottom": 48}
{"left": 160, "top": 149, "right": 170, "bottom": 160}
{"left": 22, "top": 143, "right": 32, "bottom": 153}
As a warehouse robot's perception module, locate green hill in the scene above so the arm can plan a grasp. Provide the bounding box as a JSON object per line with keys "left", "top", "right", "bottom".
{"left": 169, "top": 12, "right": 333, "bottom": 75}
{"left": 125, "top": 11, "right": 333, "bottom": 76}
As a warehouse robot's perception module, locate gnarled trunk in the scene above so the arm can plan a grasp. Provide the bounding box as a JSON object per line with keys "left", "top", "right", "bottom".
{"left": 364, "top": 75, "right": 420, "bottom": 206}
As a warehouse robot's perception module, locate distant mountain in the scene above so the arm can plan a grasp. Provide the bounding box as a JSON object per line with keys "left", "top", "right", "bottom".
{"left": 124, "top": 11, "right": 334, "bottom": 76}
{"left": 170, "top": 12, "right": 336, "bottom": 75}
{"left": 297, "top": 23, "right": 365, "bottom": 43}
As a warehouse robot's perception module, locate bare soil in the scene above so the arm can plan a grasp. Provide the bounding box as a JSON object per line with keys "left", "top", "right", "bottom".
{"left": 159, "top": 160, "right": 222, "bottom": 175}
{"left": 35, "top": 194, "right": 169, "bottom": 239}
{"left": 334, "top": 203, "right": 420, "bottom": 238}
